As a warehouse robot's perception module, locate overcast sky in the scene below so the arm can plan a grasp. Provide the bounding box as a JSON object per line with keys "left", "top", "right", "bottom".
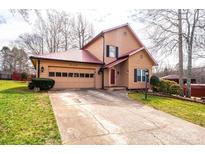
{"left": 0, "top": 9, "right": 204, "bottom": 68}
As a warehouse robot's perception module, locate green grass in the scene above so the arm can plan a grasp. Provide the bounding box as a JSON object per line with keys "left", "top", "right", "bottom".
{"left": 128, "top": 92, "right": 205, "bottom": 128}
{"left": 0, "top": 80, "right": 61, "bottom": 144}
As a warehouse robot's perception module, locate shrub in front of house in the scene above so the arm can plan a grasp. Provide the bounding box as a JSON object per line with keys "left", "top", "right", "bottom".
{"left": 150, "top": 75, "right": 160, "bottom": 92}
{"left": 166, "top": 80, "right": 177, "bottom": 94}
{"left": 28, "top": 78, "right": 55, "bottom": 90}
{"left": 159, "top": 80, "right": 169, "bottom": 93}
{"left": 158, "top": 79, "right": 178, "bottom": 95}
{"left": 156, "top": 79, "right": 182, "bottom": 95}
{"left": 170, "top": 84, "right": 183, "bottom": 95}
{"left": 21, "top": 72, "right": 28, "bottom": 81}
{"left": 28, "top": 82, "right": 34, "bottom": 90}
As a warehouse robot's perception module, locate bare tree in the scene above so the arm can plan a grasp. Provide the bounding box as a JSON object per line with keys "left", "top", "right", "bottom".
{"left": 70, "top": 13, "right": 94, "bottom": 48}
{"left": 10, "top": 9, "right": 31, "bottom": 22}
{"left": 178, "top": 9, "right": 184, "bottom": 94}
{"left": 183, "top": 9, "right": 200, "bottom": 97}
{"left": 15, "top": 10, "right": 94, "bottom": 54}
{"left": 132, "top": 10, "right": 179, "bottom": 54}
{"left": 131, "top": 9, "right": 205, "bottom": 97}
{"left": 131, "top": 9, "right": 184, "bottom": 90}
{"left": 0, "top": 46, "right": 29, "bottom": 73}
{"left": 61, "top": 12, "right": 72, "bottom": 50}
{"left": 16, "top": 33, "right": 44, "bottom": 55}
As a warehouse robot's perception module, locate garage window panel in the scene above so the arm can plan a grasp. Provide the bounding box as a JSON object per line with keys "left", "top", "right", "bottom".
{"left": 49, "top": 72, "right": 55, "bottom": 77}
{"left": 74, "top": 73, "right": 79, "bottom": 77}
{"left": 62, "top": 72, "right": 67, "bottom": 77}
{"left": 80, "top": 73, "right": 85, "bottom": 77}
{"left": 68, "top": 73, "right": 73, "bottom": 77}
{"left": 56, "top": 72, "right": 62, "bottom": 77}
{"left": 85, "top": 73, "right": 89, "bottom": 78}
{"left": 90, "top": 74, "right": 94, "bottom": 78}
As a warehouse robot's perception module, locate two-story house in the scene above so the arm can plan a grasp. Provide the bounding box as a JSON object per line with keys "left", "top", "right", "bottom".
{"left": 30, "top": 23, "right": 157, "bottom": 89}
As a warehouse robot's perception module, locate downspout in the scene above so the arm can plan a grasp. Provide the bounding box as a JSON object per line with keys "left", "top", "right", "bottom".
{"left": 101, "top": 34, "right": 105, "bottom": 89}
{"left": 37, "top": 59, "right": 40, "bottom": 78}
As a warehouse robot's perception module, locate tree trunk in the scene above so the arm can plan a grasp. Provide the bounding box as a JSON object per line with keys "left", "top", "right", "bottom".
{"left": 186, "top": 45, "right": 192, "bottom": 97}
{"left": 178, "top": 9, "right": 184, "bottom": 95}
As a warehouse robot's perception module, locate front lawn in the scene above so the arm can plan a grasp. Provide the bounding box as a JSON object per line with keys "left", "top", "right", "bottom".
{"left": 0, "top": 80, "right": 61, "bottom": 144}
{"left": 128, "top": 92, "right": 205, "bottom": 128}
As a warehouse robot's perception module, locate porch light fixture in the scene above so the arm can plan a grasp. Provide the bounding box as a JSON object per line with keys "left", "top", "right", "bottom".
{"left": 145, "top": 69, "right": 149, "bottom": 100}
{"left": 41, "top": 66, "right": 44, "bottom": 73}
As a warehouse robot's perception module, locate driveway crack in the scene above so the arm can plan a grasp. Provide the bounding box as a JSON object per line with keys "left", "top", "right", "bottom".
{"left": 76, "top": 102, "right": 111, "bottom": 136}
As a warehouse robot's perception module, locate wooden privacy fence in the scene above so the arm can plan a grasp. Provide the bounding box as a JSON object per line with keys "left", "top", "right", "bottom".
{"left": 184, "top": 84, "right": 205, "bottom": 97}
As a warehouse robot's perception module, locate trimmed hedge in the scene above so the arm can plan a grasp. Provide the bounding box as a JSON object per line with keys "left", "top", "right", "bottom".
{"left": 170, "top": 84, "right": 183, "bottom": 95}
{"left": 150, "top": 78, "right": 182, "bottom": 95}
{"left": 159, "top": 80, "right": 177, "bottom": 94}
{"left": 28, "top": 78, "right": 55, "bottom": 90}
{"left": 28, "top": 82, "right": 34, "bottom": 90}
{"left": 150, "top": 75, "right": 160, "bottom": 92}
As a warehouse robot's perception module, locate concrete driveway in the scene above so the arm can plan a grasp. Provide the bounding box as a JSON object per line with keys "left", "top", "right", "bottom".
{"left": 48, "top": 89, "right": 205, "bottom": 145}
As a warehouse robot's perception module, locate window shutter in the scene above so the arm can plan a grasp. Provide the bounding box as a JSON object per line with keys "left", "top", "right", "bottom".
{"left": 134, "top": 69, "right": 137, "bottom": 82}
{"left": 106, "top": 45, "right": 109, "bottom": 57}
{"left": 147, "top": 70, "right": 149, "bottom": 82}
{"left": 116, "top": 47, "right": 119, "bottom": 58}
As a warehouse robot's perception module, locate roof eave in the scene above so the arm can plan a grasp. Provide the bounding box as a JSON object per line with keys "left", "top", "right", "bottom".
{"left": 29, "top": 56, "right": 103, "bottom": 65}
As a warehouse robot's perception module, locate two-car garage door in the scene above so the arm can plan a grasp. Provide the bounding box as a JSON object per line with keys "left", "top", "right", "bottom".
{"left": 48, "top": 66, "right": 95, "bottom": 89}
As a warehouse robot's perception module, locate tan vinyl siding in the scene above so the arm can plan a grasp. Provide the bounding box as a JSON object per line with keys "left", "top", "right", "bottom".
{"left": 104, "top": 60, "right": 128, "bottom": 87}
{"left": 84, "top": 26, "right": 142, "bottom": 65}
{"left": 37, "top": 59, "right": 102, "bottom": 89}
{"left": 128, "top": 50, "right": 154, "bottom": 89}
{"left": 84, "top": 37, "right": 104, "bottom": 62}
{"left": 104, "top": 26, "right": 142, "bottom": 64}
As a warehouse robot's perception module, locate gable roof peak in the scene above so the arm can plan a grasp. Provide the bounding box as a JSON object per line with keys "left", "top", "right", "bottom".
{"left": 82, "top": 23, "right": 132, "bottom": 49}
{"left": 102, "top": 23, "right": 129, "bottom": 33}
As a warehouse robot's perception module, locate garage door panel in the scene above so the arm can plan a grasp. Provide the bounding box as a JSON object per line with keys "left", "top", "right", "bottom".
{"left": 53, "top": 82, "right": 94, "bottom": 89}
{"left": 48, "top": 66, "right": 95, "bottom": 89}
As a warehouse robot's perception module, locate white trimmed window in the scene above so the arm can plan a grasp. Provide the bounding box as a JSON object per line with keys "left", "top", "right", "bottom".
{"left": 134, "top": 69, "right": 148, "bottom": 82}
{"left": 106, "top": 45, "right": 119, "bottom": 58}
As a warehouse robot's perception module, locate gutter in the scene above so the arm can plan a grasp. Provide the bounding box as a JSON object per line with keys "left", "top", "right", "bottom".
{"left": 101, "top": 33, "right": 105, "bottom": 89}
{"left": 29, "top": 56, "right": 103, "bottom": 65}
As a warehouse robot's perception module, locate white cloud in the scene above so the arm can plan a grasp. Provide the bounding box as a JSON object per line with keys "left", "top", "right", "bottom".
{"left": 0, "top": 10, "right": 32, "bottom": 48}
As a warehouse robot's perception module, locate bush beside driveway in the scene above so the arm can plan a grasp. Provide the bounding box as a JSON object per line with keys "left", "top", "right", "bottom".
{"left": 0, "top": 80, "right": 61, "bottom": 144}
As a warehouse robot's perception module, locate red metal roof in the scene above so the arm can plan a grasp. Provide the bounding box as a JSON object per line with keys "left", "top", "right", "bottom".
{"left": 30, "top": 49, "right": 103, "bottom": 64}
{"left": 119, "top": 47, "right": 145, "bottom": 58}
{"left": 119, "top": 47, "right": 157, "bottom": 65}
{"left": 105, "top": 57, "right": 128, "bottom": 68}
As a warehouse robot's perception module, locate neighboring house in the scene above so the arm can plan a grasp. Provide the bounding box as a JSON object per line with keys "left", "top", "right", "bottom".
{"left": 30, "top": 23, "right": 157, "bottom": 89}
{"left": 161, "top": 74, "right": 196, "bottom": 84}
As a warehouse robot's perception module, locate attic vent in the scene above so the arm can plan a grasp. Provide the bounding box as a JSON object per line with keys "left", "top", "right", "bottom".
{"left": 140, "top": 55, "right": 143, "bottom": 59}
{"left": 123, "top": 31, "right": 127, "bottom": 35}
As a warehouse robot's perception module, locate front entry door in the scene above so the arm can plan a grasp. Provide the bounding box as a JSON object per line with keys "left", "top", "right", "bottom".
{"left": 110, "top": 69, "right": 115, "bottom": 85}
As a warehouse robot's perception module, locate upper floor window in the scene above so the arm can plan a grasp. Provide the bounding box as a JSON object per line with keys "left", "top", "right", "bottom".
{"left": 106, "top": 45, "right": 119, "bottom": 58}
